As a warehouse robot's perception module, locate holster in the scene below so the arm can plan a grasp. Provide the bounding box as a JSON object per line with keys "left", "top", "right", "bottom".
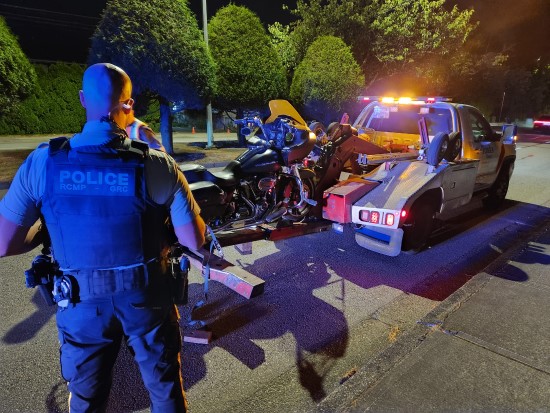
{"left": 172, "top": 256, "right": 190, "bottom": 305}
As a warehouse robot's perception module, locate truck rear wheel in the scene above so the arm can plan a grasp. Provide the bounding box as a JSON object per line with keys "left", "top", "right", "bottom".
{"left": 483, "top": 161, "right": 513, "bottom": 210}
{"left": 402, "top": 201, "right": 435, "bottom": 252}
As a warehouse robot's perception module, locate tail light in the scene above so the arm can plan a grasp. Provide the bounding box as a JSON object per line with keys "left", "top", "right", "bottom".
{"left": 370, "top": 211, "right": 380, "bottom": 224}
{"left": 356, "top": 208, "right": 401, "bottom": 228}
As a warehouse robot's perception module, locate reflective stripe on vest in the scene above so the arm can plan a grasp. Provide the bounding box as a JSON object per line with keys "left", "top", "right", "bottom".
{"left": 40, "top": 141, "right": 168, "bottom": 271}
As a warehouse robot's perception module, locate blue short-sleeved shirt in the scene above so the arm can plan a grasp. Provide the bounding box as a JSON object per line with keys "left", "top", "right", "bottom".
{"left": 0, "top": 120, "right": 200, "bottom": 228}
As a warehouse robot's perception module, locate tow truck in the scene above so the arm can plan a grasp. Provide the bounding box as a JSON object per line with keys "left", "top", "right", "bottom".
{"left": 322, "top": 96, "right": 517, "bottom": 256}
{"left": 175, "top": 97, "right": 516, "bottom": 336}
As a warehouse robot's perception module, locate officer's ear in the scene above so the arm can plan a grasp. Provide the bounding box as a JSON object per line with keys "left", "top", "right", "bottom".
{"left": 121, "top": 98, "right": 134, "bottom": 114}
{"left": 79, "top": 90, "right": 86, "bottom": 109}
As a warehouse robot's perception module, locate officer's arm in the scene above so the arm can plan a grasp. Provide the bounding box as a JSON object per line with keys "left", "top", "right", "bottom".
{"left": 174, "top": 215, "right": 206, "bottom": 251}
{"left": 0, "top": 215, "right": 43, "bottom": 257}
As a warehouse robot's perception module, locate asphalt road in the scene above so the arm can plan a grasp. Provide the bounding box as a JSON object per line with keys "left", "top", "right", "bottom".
{"left": 0, "top": 132, "right": 549, "bottom": 413}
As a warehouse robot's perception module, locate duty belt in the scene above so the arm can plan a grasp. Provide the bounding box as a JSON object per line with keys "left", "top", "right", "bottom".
{"left": 63, "top": 261, "right": 163, "bottom": 301}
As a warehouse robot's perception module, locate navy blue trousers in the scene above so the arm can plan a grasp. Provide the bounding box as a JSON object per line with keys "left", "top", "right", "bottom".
{"left": 56, "top": 284, "right": 186, "bottom": 413}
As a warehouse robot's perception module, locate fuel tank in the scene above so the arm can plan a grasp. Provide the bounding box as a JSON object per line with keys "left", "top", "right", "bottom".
{"left": 283, "top": 129, "right": 317, "bottom": 165}
{"left": 238, "top": 148, "right": 281, "bottom": 175}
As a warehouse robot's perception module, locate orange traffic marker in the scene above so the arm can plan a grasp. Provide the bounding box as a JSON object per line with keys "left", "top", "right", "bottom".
{"left": 192, "top": 126, "right": 196, "bottom": 134}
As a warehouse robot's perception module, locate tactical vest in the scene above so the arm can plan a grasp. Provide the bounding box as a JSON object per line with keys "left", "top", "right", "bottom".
{"left": 126, "top": 119, "right": 147, "bottom": 141}
{"left": 40, "top": 136, "right": 170, "bottom": 272}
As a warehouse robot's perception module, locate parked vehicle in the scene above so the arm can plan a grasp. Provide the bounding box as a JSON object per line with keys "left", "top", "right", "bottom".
{"left": 322, "top": 97, "right": 517, "bottom": 256}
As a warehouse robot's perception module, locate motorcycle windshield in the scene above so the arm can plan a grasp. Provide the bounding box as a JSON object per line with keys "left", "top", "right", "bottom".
{"left": 265, "top": 100, "right": 307, "bottom": 127}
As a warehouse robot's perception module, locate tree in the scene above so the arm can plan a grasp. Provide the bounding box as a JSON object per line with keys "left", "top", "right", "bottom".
{"left": 0, "top": 16, "right": 37, "bottom": 116}
{"left": 368, "top": 0, "right": 476, "bottom": 84}
{"left": 528, "top": 58, "right": 550, "bottom": 116}
{"left": 208, "top": 5, "right": 287, "bottom": 145}
{"left": 273, "top": 0, "right": 476, "bottom": 93}
{"left": 89, "top": 0, "right": 216, "bottom": 153}
{"left": 0, "top": 63, "right": 85, "bottom": 135}
{"left": 290, "top": 36, "right": 364, "bottom": 123}
{"left": 270, "top": 0, "right": 371, "bottom": 78}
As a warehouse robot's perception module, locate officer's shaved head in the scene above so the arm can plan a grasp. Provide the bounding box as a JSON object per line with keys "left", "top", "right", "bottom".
{"left": 80, "top": 63, "right": 132, "bottom": 121}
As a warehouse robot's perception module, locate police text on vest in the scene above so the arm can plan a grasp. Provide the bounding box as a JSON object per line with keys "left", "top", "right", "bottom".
{"left": 59, "top": 170, "right": 131, "bottom": 193}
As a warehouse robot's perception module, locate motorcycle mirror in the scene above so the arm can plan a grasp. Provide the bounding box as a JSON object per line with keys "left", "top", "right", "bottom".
{"left": 241, "top": 126, "right": 252, "bottom": 136}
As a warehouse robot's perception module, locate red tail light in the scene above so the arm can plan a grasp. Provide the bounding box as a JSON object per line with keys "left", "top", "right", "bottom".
{"left": 357, "top": 209, "right": 400, "bottom": 227}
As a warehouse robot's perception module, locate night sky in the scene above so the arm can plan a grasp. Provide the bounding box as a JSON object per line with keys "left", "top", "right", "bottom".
{"left": 0, "top": 0, "right": 548, "bottom": 67}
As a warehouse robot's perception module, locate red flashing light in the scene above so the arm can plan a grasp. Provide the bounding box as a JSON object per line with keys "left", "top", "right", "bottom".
{"left": 401, "top": 210, "right": 407, "bottom": 218}
{"left": 385, "top": 213, "right": 395, "bottom": 226}
{"left": 370, "top": 211, "right": 380, "bottom": 224}
{"left": 426, "top": 97, "right": 436, "bottom": 103}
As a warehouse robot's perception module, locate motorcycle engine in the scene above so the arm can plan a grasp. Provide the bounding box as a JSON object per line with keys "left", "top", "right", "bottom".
{"left": 258, "top": 177, "right": 276, "bottom": 191}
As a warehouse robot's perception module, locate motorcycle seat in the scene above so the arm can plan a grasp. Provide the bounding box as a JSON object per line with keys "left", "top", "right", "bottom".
{"left": 180, "top": 163, "right": 238, "bottom": 188}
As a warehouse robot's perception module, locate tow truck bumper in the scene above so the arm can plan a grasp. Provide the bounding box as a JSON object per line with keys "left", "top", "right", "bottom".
{"left": 355, "top": 226, "right": 403, "bottom": 257}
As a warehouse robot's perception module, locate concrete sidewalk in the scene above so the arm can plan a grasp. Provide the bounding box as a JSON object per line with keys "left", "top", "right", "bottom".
{"left": 318, "top": 221, "right": 550, "bottom": 412}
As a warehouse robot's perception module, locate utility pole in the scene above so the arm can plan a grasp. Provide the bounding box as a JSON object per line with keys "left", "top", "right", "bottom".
{"left": 202, "top": 0, "right": 214, "bottom": 148}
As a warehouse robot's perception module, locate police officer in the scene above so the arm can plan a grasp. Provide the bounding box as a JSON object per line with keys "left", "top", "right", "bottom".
{"left": 126, "top": 108, "right": 166, "bottom": 152}
{"left": 0, "top": 63, "right": 205, "bottom": 413}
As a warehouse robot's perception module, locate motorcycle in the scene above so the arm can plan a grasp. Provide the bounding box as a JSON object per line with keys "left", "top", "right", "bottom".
{"left": 180, "top": 100, "right": 318, "bottom": 231}
{"left": 306, "top": 120, "right": 389, "bottom": 216}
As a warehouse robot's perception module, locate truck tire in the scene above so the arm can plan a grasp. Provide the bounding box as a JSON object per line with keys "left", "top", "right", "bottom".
{"left": 445, "top": 131, "right": 462, "bottom": 161}
{"left": 427, "top": 132, "right": 449, "bottom": 166}
{"left": 483, "top": 161, "right": 513, "bottom": 210}
{"left": 402, "top": 201, "right": 435, "bottom": 252}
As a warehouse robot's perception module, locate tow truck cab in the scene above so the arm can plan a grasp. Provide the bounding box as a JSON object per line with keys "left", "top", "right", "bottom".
{"left": 323, "top": 97, "right": 517, "bottom": 256}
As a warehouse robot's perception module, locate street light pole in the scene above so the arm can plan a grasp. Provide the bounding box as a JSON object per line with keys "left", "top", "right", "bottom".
{"left": 498, "top": 91, "right": 506, "bottom": 123}
{"left": 202, "top": 0, "right": 214, "bottom": 148}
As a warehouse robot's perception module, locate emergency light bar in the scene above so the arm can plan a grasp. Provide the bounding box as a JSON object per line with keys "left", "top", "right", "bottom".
{"left": 358, "top": 96, "right": 452, "bottom": 104}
